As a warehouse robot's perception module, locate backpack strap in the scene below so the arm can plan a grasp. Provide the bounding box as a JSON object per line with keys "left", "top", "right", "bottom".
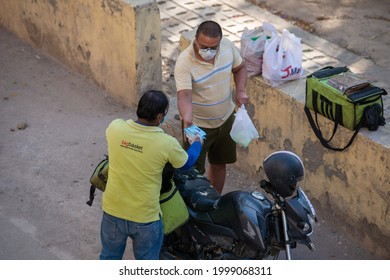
{"left": 86, "top": 185, "right": 96, "bottom": 206}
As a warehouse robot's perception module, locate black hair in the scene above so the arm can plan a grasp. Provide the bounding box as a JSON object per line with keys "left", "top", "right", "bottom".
{"left": 195, "top": 20, "right": 222, "bottom": 39}
{"left": 136, "top": 90, "right": 169, "bottom": 121}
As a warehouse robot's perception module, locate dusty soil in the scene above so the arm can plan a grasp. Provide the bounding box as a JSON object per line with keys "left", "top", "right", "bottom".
{"left": 0, "top": 0, "right": 388, "bottom": 260}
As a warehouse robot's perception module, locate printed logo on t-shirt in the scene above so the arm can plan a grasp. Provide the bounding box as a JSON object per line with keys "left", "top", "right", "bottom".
{"left": 120, "top": 139, "right": 143, "bottom": 153}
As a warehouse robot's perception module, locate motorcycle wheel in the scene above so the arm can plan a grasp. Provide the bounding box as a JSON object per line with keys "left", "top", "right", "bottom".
{"left": 159, "top": 230, "right": 196, "bottom": 260}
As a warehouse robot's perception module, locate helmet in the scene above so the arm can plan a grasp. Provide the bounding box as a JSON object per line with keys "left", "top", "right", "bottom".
{"left": 263, "top": 151, "right": 304, "bottom": 198}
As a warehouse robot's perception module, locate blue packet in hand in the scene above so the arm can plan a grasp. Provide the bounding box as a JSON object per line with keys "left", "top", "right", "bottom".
{"left": 184, "top": 125, "right": 206, "bottom": 142}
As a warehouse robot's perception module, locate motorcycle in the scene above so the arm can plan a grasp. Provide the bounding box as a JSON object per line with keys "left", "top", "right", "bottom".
{"left": 160, "top": 150, "right": 317, "bottom": 260}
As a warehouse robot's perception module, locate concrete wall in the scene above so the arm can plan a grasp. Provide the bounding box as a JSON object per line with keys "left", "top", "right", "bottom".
{"left": 0, "top": 0, "right": 162, "bottom": 106}
{"left": 179, "top": 31, "right": 390, "bottom": 258}
{"left": 241, "top": 77, "right": 390, "bottom": 258}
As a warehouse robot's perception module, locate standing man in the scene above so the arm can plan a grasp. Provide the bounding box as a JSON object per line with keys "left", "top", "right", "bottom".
{"left": 174, "top": 20, "right": 249, "bottom": 193}
{"left": 100, "top": 90, "right": 202, "bottom": 260}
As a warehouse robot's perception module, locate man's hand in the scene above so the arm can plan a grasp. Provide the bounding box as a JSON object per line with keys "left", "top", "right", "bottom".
{"left": 189, "top": 132, "right": 204, "bottom": 145}
{"left": 182, "top": 119, "right": 193, "bottom": 129}
{"left": 233, "top": 62, "right": 249, "bottom": 107}
{"left": 235, "top": 89, "right": 249, "bottom": 108}
{"left": 181, "top": 119, "right": 193, "bottom": 143}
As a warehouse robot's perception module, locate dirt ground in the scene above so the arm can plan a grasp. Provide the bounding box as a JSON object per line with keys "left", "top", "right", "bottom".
{"left": 0, "top": 0, "right": 389, "bottom": 260}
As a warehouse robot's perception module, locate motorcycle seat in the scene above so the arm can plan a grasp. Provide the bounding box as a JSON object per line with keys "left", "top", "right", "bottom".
{"left": 175, "top": 174, "right": 221, "bottom": 212}
{"left": 188, "top": 185, "right": 221, "bottom": 212}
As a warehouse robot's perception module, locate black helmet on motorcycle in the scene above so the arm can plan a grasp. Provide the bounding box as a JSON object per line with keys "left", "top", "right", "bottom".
{"left": 263, "top": 151, "right": 304, "bottom": 198}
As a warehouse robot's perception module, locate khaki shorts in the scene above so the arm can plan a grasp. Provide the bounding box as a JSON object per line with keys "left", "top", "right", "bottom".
{"left": 184, "top": 112, "right": 236, "bottom": 174}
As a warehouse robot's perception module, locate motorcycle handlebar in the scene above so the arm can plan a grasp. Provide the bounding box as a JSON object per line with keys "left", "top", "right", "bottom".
{"left": 260, "top": 180, "right": 284, "bottom": 203}
{"left": 260, "top": 180, "right": 273, "bottom": 194}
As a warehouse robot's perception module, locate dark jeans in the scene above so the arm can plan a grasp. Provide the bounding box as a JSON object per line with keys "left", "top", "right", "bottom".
{"left": 99, "top": 212, "right": 163, "bottom": 260}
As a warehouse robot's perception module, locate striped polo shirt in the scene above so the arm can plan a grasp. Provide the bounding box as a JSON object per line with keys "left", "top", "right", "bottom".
{"left": 174, "top": 37, "right": 243, "bottom": 128}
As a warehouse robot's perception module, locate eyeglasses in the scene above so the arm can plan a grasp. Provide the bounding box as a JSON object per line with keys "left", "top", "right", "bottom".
{"left": 196, "top": 40, "right": 219, "bottom": 51}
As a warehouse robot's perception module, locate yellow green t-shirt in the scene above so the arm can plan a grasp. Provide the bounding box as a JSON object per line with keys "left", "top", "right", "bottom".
{"left": 102, "top": 119, "right": 188, "bottom": 223}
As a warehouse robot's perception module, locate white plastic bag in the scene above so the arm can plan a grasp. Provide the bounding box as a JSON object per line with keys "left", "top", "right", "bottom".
{"left": 262, "top": 29, "right": 303, "bottom": 87}
{"left": 262, "top": 22, "right": 278, "bottom": 39}
{"left": 230, "top": 105, "right": 259, "bottom": 148}
{"left": 240, "top": 27, "right": 266, "bottom": 77}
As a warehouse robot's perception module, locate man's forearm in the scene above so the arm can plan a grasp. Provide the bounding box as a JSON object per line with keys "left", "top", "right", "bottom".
{"left": 178, "top": 89, "right": 193, "bottom": 128}
{"left": 233, "top": 65, "right": 249, "bottom": 107}
{"left": 234, "top": 65, "right": 248, "bottom": 93}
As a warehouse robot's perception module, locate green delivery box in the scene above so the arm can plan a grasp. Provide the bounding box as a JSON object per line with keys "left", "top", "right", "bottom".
{"left": 304, "top": 66, "right": 387, "bottom": 151}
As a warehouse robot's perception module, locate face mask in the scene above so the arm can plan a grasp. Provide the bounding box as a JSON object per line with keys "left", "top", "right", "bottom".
{"left": 160, "top": 115, "right": 166, "bottom": 125}
{"left": 198, "top": 48, "right": 218, "bottom": 61}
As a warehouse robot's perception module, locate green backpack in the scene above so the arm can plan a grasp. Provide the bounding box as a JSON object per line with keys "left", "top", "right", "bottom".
{"left": 86, "top": 156, "right": 108, "bottom": 206}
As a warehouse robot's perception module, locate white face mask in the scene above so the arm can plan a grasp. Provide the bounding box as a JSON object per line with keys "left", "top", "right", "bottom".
{"left": 198, "top": 48, "right": 218, "bottom": 61}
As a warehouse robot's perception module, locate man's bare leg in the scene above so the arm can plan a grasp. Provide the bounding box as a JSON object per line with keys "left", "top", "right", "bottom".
{"left": 208, "top": 163, "right": 226, "bottom": 194}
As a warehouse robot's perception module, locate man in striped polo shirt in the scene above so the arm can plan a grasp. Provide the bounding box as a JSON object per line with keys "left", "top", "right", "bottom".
{"left": 175, "top": 20, "right": 249, "bottom": 193}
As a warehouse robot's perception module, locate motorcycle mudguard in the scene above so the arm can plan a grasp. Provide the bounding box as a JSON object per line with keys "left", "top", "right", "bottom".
{"left": 209, "top": 191, "right": 272, "bottom": 252}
